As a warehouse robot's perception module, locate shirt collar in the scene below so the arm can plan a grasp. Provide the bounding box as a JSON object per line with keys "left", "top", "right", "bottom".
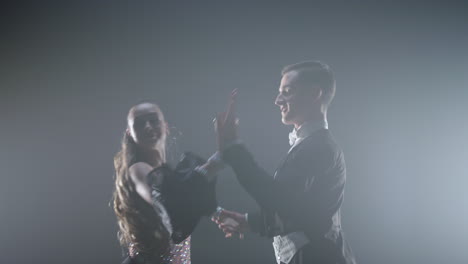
{"left": 288, "top": 120, "right": 328, "bottom": 146}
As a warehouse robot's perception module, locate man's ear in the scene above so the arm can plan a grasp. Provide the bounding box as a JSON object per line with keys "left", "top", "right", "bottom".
{"left": 311, "top": 86, "right": 323, "bottom": 103}
{"left": 126, "top": 128, "right": 131, "bottom": 137}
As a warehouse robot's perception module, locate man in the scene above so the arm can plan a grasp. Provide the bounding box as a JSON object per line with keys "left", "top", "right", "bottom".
{"left": 213, "top": 61, "right": 356, "bottom": 264}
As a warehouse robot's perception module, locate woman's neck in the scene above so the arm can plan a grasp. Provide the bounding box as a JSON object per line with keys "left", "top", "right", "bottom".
{"left": 137, "top": 148, "right": 163, "bottom": 167}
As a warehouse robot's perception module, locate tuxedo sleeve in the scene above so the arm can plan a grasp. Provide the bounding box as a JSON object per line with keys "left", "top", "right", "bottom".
{"left": 223, "top": 143, "right": 345, "bottom": 236}
{"left": 246, "top": 210, "right": 265, "bottom": 235}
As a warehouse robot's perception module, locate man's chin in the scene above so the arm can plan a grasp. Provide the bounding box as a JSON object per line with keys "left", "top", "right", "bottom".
{"left": 281, "top": 116, "right": 294, "bottom": 125}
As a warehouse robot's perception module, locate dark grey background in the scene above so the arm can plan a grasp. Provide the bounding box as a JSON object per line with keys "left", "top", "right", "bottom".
{"left": 1, "top": 1, "right": 467, "bottom": 263}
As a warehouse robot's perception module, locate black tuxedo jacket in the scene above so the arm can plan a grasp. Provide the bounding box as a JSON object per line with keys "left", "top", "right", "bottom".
{"left": 223, "top": 129, "right": 356, "bottom": 264}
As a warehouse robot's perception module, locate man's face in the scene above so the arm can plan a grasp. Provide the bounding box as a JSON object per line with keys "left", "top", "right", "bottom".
{"left": 275, "top": 71, "right": 317, "bottom": 127}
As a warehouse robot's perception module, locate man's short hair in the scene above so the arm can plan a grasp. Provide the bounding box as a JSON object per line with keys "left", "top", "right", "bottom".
{"left": 281, "top": 61, "right": 336, "bottom": 107}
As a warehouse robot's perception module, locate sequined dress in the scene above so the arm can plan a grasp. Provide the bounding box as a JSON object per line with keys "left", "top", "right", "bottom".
{"left": 162, "top": 236, "right": 191, "bottom": 264}
{"left": 127, "top": 236, "right": 191, "bottom": 264}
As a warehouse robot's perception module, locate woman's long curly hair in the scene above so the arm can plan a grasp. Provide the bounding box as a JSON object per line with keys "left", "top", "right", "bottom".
{"left": 113, "top": 103, "right": 170, "bottom": 261}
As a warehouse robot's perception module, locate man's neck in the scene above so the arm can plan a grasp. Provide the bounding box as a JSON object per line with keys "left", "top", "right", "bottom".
{"left": 294, "top": 112, "right": 327, "bottom": 130}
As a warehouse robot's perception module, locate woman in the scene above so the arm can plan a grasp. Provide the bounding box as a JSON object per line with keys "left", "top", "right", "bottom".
{"left": 113, "top": 102, "right": 221, "bottom": 264}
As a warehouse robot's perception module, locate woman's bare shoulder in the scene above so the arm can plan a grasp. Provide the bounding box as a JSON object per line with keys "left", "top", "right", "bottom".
{"left": 129, "top": 162, "right": 154, "bottom": 182}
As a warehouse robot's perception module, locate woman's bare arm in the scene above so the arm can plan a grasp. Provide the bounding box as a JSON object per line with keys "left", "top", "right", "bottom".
{"left": 129, "top": 162, "right": 154, "bottom": 204}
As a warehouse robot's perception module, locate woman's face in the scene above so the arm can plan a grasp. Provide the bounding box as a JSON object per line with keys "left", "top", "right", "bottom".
{"left": 127, "top": 103, "right": 167, "bottom": 149}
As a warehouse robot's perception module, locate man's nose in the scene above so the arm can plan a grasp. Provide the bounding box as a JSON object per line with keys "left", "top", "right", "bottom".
{"left": 275, "top": 94, "right": 284, "bottom": 106}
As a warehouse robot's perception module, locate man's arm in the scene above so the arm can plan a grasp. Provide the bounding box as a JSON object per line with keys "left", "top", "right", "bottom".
{"left": 223, "top": 143, "right": 345, "bottom": 235}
